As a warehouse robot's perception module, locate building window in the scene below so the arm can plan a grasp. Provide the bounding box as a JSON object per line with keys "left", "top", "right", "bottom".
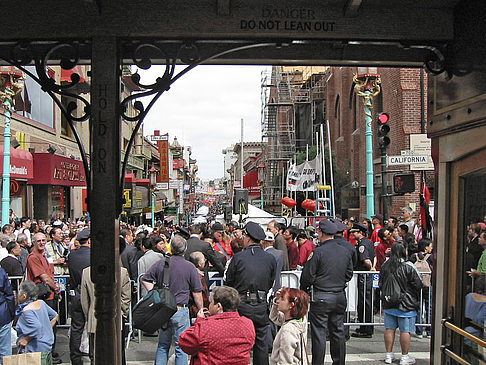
{"left": 334, "top": 94, "right": 341, "bottom": 137}
{"left": 14, "top": 66, "right": 55, "bottom": 128}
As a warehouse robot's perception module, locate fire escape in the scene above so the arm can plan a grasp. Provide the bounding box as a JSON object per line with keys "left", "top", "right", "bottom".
{"left": 261, "top": 66, "right": 329, "bottom": 211}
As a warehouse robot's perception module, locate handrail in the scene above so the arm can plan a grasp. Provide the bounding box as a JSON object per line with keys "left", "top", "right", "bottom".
{"left": 440, "top": 346, "right": 470, "bottom": 365}
{"left": 442, "top": 319, "right": 486, "bottom": 349}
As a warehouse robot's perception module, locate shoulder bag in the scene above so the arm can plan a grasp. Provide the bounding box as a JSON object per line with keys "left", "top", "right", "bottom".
{"left": 132, "top": 257, "right": 177, "bottom": 333}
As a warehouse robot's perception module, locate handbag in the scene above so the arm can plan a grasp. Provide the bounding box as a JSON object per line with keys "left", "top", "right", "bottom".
{"left": 35, "top": 282, "right": 51, "bottom": 301}
{"left": 3, "top": 351, "right": 52, "bottom": 365}
{"left": 132, "top": 257, "right": 177, "bottom": 333}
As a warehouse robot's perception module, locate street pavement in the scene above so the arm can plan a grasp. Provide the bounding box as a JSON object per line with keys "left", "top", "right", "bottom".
{"left": 50, "top": 325, "right": 431, "bottom": 364}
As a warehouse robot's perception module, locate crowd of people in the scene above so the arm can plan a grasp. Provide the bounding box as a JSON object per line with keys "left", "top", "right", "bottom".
{"left": 0, "top": 206, "right": 434, "bottom": 365}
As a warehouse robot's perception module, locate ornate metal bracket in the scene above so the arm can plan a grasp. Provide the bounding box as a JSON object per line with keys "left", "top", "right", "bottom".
{"left": 1, "top": 41, "right": 92, "bottom": 211}
{"left": 118, "top": 40, "right": 278, "bottom": 215}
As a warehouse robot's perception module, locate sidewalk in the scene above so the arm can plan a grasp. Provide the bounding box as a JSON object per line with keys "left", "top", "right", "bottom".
{"left": 52, "top": 326, "right": 431, "bottom": 364}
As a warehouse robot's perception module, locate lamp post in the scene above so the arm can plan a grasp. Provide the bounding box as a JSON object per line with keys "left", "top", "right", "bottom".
{"left": 257, "top": 163, "right": 265, "bottom": 210}
{"left": 353, "top": 67, "right": 381, "bottom": 219}
{"left": 148, "top": 166, "right": 158, "bottom": 227}
{"left": 0, "top": 67, "right": 24, "bottom": 226}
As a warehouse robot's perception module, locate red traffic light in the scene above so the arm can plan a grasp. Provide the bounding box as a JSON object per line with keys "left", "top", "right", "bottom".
{"left": 378, "top": 112, "right": 389, "bottom": 124}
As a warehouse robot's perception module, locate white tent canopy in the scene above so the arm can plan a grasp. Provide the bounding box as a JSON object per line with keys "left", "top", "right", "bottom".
{"left": 215, "top": 204, "right": 282, "bottom": 228}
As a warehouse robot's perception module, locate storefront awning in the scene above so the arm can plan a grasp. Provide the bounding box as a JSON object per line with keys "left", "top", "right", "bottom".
{"left": 30, "top": 153, "right": 86, "bottom": 186}
{"left": 0, "top": 146, "right": 34, "bottom": 179}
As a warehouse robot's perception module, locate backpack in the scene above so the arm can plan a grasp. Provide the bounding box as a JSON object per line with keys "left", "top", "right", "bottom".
{"left": 380, "top": 270, "right": 403, "bottom": 307}
{"left": 414, "top": 253, "right": 431, "bottom": 287}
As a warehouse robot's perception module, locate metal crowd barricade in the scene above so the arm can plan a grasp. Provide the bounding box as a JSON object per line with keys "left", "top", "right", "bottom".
{"left": 281, "top": 270, "right": 433, "bottom": 329}
{"left": 8, "top": 274, "right": 72, "bottom": 328}
{"left": 132, "top": 269, "right": 432, "bottom": 343}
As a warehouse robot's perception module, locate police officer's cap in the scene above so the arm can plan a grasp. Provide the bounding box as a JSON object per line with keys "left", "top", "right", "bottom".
{"left": 330, "top": 218, "right": 347, "bottom": 233}
{"left": 350, "top": 222, "right": 367, "bottom": 233}
{"left": 318, "top": 219, "right": 338, "bottom": 235}
{"left": 244, "top": 221, "right": 266, "bottom": 241}
{"left": 77, "top": 228, "right": 90, "bottom": 243}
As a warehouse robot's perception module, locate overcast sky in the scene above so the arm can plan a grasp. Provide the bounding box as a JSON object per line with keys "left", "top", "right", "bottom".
{"left": 139, "top": 65, "right": 268, "bottom": 180}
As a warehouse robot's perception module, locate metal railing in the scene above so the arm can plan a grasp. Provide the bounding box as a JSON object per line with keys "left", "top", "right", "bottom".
{"left": 441, "top": 319, "right": 486, "bottom": 365}
{"left": 280, "top": 270, "right": 433, "bottom": 329}
{"left": 8, "top": 275, "right": 71, "bottom": 328}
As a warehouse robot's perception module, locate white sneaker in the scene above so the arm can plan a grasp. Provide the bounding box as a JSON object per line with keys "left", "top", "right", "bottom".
{"left": 385, "top": 353, "right": 395, "bottom": 363}
{"left": 400, "top": 355, "right": 416, "bottom": 364}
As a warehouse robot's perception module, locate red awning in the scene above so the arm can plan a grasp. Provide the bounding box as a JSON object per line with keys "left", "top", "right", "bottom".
{"left": 30, "top": 153, "right": 86, "bottom": 186}
{"left": 0, "top": 147, "right": 34, "bottom": 179}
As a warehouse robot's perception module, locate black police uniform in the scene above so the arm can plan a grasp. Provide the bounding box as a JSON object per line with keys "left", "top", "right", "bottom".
{"left": 300, "top": 221, "right": 354, "bottom": 365}
{"left": 226, "top": 222, "right": 276, "bottom": 365}
{"left": 354, "top": 234, "right": 375, "bottom": 337}
{"left": 67, "top": 231, "right": 91, "bottom": 365}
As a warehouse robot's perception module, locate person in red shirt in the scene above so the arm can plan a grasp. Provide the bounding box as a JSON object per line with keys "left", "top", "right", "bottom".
{"left": 374, "top": 227, "right": 394, "bottom": 271}
{"left": 370, "top": 214, "right": 384, "bottom": 247}
{"left": 26, "top": 232, "right": 62, "bottom": 364}
{"left": 344, "top": 219, "right": 358, "bottom": 246}
{"left": 296, "top": 232, "right": 316, "bottom": 267}
{"left": 179, "top": 285, "right": 255, "bottom": 365}
{"left": 283, "top": 226, "right": 299, "bottom": 270}
{"left": 212, "top": 222, "right": 233, "bottom": 260}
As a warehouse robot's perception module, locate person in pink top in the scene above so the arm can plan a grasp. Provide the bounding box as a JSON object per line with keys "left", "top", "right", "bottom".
{"left": 179, "top": 285, "right": 255, "bottom": 365}
{"left": 296, "top": 232, "right": 316, "bottom": 267}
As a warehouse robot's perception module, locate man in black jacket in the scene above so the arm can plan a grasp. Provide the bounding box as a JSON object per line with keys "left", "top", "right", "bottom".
{"left": 300, "top": 219, "right": 354, "bottom": 365}
{"left": 226, "top": 222, "right": 276, "bottom": 365}
{"left": 184, "top": 224, "right": 225, "bottom": 287}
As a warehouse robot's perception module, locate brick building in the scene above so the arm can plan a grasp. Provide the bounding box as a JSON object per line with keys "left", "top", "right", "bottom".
{"left": 325, "top": 67, "right": 434, "bottom": 221}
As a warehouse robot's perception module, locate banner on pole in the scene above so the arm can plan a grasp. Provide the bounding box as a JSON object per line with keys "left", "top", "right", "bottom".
{"left": 286, "top": 156, "right": 322, "bottom": 192}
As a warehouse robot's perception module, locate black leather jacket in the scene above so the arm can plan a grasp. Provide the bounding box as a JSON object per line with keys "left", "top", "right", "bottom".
{"left": 379, "top": 260, "right": 423, "bottom": 312}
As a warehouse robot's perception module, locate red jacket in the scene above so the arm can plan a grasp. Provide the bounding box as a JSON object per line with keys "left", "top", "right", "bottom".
{"left": 297, "top": 239, "right": 316, "bottom": 266}
{"left": 375, "top": 238, "right": 394, "bottom": 271}
{"left": 371, "top": 226, "right": 383, "bottom": 247}
{"left": 179, "top": 311, "right": 255, "bottom": 365}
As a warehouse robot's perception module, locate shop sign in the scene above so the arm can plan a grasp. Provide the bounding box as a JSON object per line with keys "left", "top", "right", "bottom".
{"left": 159, "top": 133, "right": 169, "bottom": 184}
{"left": 123, "top": 188, "right": 132, "bottom": 208}
{"left": 53, "top": 161, "right": 86, "bottom": 183}
{"left": 10, "top": 179, "right": 21, "bottom": 196}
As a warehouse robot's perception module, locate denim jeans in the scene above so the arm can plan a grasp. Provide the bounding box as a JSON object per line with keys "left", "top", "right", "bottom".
{"left": 0, "top": 321, "right": 12, "bottom": 365}
{"left": 155, "top": 307, "right": 190, "bottom": 365}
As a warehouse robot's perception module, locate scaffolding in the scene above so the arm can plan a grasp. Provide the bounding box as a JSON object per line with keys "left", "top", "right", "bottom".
{"left": 261, "top": 66, "right": 329, "bottom": 211}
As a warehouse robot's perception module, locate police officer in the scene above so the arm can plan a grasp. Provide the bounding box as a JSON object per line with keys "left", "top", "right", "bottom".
{"left": 350, "top": 222, "right": 375, "bottom": 338}
{"left": 330, "top": 218, "right": 357, "bottom": 268}
{"left": 226, "top": 221, "right": 277, "bottom": 365}
{"left": 300, "top": 219, "right": 353, "bottom": 365}
{"left": 67, "top": 228, "right": 91, "bottom": 365}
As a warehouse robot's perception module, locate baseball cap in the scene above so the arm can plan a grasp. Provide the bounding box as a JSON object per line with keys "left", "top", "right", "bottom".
{"left": 371, "top": 214, "right": 383, "bottom": 223}
{"left": 263, "top": 231, "right": 275, "bottom": 242}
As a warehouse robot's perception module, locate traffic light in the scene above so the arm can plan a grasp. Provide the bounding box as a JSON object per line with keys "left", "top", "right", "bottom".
{"left": 377, "top": 112, "right": 390, "bottom": 149}
{"left": 393, "top": 173, "right": 415, "bottom": 194}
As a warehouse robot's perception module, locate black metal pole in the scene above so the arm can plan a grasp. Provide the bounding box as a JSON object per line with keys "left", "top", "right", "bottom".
{"left": 91, "top": 36, "right": 122, "bottom": 364}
